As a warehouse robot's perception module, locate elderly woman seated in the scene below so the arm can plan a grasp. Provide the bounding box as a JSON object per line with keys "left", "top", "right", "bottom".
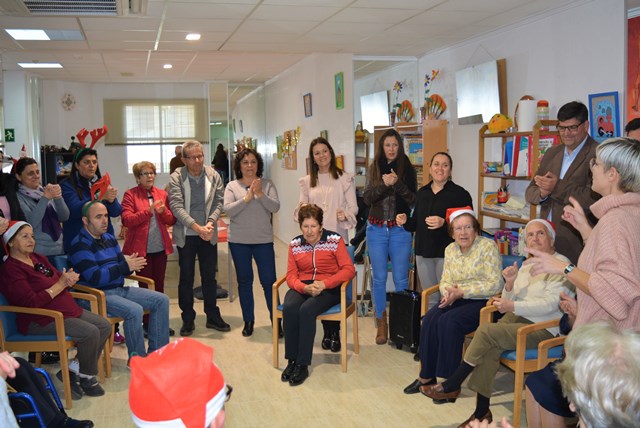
{"left": 403, "top": 207, "right": 502, "bottom": 397}
{"left": 280, "top": 204, "right": 355, "bottom": 386}
{"left": 0, "top": 221, "right": 111, "bottom": 400}
{"left": 419, "top": 219, "right": 573, "bottom": 427}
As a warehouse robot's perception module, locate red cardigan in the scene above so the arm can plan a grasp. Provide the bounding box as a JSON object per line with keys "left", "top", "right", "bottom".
{"left": 121, "top": 185, "right": 176, "bottom": 256}
{"left": 286, "top": 230, "right": 355, "bottom": 294}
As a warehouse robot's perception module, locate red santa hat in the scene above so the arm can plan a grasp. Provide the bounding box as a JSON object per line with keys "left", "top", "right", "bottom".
{"left": 2, "top": 220, "right": 30, "bottom": 259}
{"left": 445, "top": 206, "right": 475, "bottom": 224}
{"left": 129, "top": 338, "right": 226, "bottom": 428}
{"left": 525, "top": 218, "right": 556, "bottom": 241}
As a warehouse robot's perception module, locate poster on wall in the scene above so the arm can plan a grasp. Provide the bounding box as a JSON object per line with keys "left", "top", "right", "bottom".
{"left": 628, "top": 16, "right": 640, "bottom": 122}
{"left": 588, "top": 92, "right": 620, "bottom": 144}
{"left": 335, "top": 72, "right": 344, "bottom": 110}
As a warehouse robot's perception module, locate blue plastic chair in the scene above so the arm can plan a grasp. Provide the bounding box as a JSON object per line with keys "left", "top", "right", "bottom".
{"left": 9, "top": 368, "right": 65, "bottom": 427}
{"left": 0, "top": 291, "right": 102, "bottom": 409}
{"left": 272, "top": 245, "right": 358, "bottom": 372}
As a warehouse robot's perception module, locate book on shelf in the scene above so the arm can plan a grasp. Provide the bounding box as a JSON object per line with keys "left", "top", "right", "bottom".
{"left": 503, "top": 140, "right": 513, "bottom": 176}
{"left": 482, "top": 191, "right": 531, "bottom": 219}
{"left": 528, "top": 135, "right": 560, "bottom": 176}
{"left": 512, "top": 135, "right": 530, "bottom": 177}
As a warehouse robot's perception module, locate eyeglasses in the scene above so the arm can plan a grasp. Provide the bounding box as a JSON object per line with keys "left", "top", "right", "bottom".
{"left": 589, "top": 158, "right": 599, "bottom": 169}
{"left": 225, "top": 384, "right": 233, "bottom": 402}
{"left": 557, "top": 121, "right": 585, "bottom": 133}
{"left": 139, "top": 171, "right": 155, "bottom": 177}
{"left": 34, "top": 263, "right": 54, "bottom": 277}
{"left": 453, "top": 225, "right": 474, "bottom": 233}
{"left": 184, "top": 154, "right": 204, "bottom": 161}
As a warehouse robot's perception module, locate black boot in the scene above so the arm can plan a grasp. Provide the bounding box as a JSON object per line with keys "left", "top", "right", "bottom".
{"left": 242, "top": 321, "right": 254, "bottom": 337}
{"left": 321, "top": 326, "right": 331, "bottom": 350}
{"left": 330, "top": 330, "right": 341, "bottom": 353}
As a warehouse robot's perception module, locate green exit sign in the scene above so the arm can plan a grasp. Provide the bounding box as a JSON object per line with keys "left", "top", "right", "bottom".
{"left": 4, "top": 129, "right": 15, "bottom": 142}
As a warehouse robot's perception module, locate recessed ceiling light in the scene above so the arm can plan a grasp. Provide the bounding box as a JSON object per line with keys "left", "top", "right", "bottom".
{"left": 18, "top": 62, "right": 63, "bottom": 69}
{"left": 185, "top": 33, "right": 201, "bottom": 41}
{"left": 6, "top": 29, "right": 50, "bottom": 41}
{"left": 163, "top": 64, "right": 173, "bottom": 69}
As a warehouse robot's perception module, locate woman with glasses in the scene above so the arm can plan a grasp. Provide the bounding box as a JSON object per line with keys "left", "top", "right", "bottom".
{"left": 0, "top": 221, "right": 111, "bottom": 400}
{"left": 223, "top": 148, "right": 280, "bottom": 337}
{"left": 402, "top": 208, "right": 502, "bottom": 399}
{"left": 122, "top": 161, "right": 176, "bottom": 336}
{"left": 15, "top": 157, "right": 69, "bottom": 269}
{"left": 523, "top": 137, "right": 640, "bottom": 428}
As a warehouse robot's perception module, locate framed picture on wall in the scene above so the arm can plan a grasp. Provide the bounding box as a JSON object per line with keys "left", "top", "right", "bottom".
{"left": 335, "top": 72, "right": 344, "bottom": 110}
{"left": 303, "top": 93, "right": 312, "bottom": 117}
{"left": 588, "top": 91, "right": 620, "bottom": 144}
{"left": 320, "top": 130, "right": 328, "bottom": 140}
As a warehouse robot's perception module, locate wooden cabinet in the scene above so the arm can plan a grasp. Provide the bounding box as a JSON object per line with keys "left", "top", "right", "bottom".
{"left": 40, "top": 147, "right": 74, "bottom": 185}
{"left": 477, "top": 119, "right": 558, "bottom": 228}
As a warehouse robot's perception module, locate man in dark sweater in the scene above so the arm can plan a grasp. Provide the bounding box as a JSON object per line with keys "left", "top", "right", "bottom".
{"left": 69, "top": 201, "right": 170, "bottom": 361}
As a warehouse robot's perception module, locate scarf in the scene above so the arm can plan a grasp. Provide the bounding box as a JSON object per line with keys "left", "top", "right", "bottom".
{"left": 18, "top": 184, "right": 62, "bottom": 242}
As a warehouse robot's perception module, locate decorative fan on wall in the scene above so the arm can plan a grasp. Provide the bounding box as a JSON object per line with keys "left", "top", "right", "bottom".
{"left": 61, "top": 93, "right": 76, "bottom": 111}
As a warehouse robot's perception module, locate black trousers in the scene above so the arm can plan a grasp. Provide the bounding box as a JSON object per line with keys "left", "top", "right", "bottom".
{"left": 7, "top": 357, "right": 66, "bottom": 428}
{"left": 177, "top": 236, "right": 219, "bottom": 322}
{"left": 282, "top": 288, "right": 340, "bottom": 366}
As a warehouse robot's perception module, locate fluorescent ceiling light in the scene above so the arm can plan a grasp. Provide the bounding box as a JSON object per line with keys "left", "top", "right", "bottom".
{"left": 6, "top": 29, "right": 49, "bottom": 41}
{"left": 185, "top": 33, "right": 201, "bottom": 41}
{"left": 163, "top": 64, "right": 173, "bottom": 69}
{"left": 18, "top": 62, "right": 63, "bottom": 69}
{"left": 210, "top": 122, "right": 223, "bottom": 125}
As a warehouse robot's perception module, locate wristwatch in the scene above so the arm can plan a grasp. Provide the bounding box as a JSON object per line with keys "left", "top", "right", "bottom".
{"left": 563, "top": 263, "right": 575, "bottom": 276}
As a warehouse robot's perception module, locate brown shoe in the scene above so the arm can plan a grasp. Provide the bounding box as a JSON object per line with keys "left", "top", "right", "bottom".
{"left": 419, "top": 383, "right": 460, "bottom": 404}
{"left": 457, "top": 410, "right": 492, "bottom": 428}
{"left": 375, "top": 310, "right": 388, "bottom": 345}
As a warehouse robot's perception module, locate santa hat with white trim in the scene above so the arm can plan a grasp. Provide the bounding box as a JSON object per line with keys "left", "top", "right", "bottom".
{"left": 525, "top": 218, "right": 556, "bottom": 241}
{"left": 445, "top": 206, "right": 475, "bottom": 224}
{"left": 129, "top": 338, "right": 226, "bottom": 428}
{"left": 2, "top": 220, "right": 30, "bottom": 259}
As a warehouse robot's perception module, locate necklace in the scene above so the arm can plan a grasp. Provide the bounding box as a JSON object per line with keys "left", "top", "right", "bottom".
{"left": 318, "top": 174, "right": 331, "bottom": 211}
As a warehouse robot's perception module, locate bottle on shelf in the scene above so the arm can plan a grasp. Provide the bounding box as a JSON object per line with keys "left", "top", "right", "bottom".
{"left": 537, "top": 100, "right": 549, "bottom": 131}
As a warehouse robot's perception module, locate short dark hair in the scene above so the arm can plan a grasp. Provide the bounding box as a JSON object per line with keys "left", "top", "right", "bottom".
{"left": 625, "top": 118, "right": 640, "bottom": 135}
{"left": 557, "top": 101, "right": 588, "bottom": 123}
{"left": 233, "top": 148, "right": 264, "bottom": 179}
{"left": 297, "top": 203, "right": 323, "bottom": 227}
{"left": 15, "top": 157, "right": 38, "bottom": 176}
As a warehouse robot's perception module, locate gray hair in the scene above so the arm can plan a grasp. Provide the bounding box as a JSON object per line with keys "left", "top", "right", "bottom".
{"left": 182, "top": 140, "right": 202, "bottom": 158}
{"left": 556, "top": 322, "right": 640, "bottom": 428}
{"left": 597, "top": 137, "right": 640, "bottom": 193}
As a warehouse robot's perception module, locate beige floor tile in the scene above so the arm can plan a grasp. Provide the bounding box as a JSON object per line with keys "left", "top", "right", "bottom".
{"left": 42, "top": 238, "right": 527, "bottom": 427}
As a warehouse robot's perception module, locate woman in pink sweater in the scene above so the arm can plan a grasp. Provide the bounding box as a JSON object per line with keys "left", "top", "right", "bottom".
{"left": 524, "top": 137, "right": 640, "bottom": 427}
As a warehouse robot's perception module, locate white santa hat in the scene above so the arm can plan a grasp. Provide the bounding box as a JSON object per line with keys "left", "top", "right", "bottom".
{"left": 525, "top": 218, "right": 556, "bottom": 241}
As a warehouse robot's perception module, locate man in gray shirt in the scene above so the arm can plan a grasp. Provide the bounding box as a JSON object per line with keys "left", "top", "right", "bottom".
{"left": 168, "top": 140, "right": 229, "bottom": 336}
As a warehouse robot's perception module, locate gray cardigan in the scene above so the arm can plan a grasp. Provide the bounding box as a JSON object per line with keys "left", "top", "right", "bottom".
{"left": 17, "top": 192, "right": 69, "bottom": 256}
{"left": 223, "top": 179, "right": 280, "bottom": 244}
{"left": 168, "top": 165, "right": 224, "bottom": 247}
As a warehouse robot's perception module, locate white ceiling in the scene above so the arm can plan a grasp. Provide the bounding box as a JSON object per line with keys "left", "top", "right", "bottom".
{"left": 0, "top": 0, "right": 601, "bottom": 85}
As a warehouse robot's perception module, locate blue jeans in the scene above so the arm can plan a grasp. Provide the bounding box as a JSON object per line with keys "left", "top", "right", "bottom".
{"left": 104, "top": 286, "right": 170, "bottom": 358}
{"left": 366, "top": 222, "right": 412, "bottom": 318}
{"left": 229, "top": 242, "right": 276, "bottom": 322}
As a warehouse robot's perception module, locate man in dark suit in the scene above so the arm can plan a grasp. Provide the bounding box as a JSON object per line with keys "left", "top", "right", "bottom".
{"left": 525, "top": 101, "right": 600, "bottom": 263}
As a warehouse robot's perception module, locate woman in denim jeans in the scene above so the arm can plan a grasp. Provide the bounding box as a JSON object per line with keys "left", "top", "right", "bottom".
{"left": 363, "top": 128, "right": 416, "bottom": 344}
{"left": 224, "top": 149, "right": 280, "bottom": 337}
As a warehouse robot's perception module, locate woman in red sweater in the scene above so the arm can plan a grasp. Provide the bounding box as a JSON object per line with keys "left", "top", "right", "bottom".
{"left": 281, "top": 204, "right": 355, "bottom": 386}
{"left": 121, "top": 161, "right": 176, "bottom": 335}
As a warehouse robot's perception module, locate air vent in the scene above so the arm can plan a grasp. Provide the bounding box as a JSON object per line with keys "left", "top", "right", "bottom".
{"left": 21, "top": 0, "right": 147, "bottom": 16}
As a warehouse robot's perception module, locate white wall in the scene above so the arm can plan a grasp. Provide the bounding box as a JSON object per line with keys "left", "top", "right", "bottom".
{"left": 415, "top": 0, "right": 625, "bottom": 221}
{"left": 40, "top": 81, "right": 209, "bottom": 192}
{"left": 264, "top": 53, "right": 355, "bottom": 243}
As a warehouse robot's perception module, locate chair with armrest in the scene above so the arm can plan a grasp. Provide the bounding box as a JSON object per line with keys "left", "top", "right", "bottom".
{"left": 272, "top": 246, "right": 358, "bottom": 372}
{"left": 0, "top": 291, "right": 104, "bottom": 409}
{"left": 8, "top": 367, "right": 65, "bottom": 428}
{"left": 73, "top": 274, "right": 155, "bottom": 377}
{"left": 478, "top": 304, "right": 564, "bottom": 428}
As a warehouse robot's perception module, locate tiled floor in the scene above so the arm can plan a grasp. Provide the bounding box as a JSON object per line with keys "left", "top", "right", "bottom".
{"left": 38, "top": 238, "right": 525, "bottom": 428}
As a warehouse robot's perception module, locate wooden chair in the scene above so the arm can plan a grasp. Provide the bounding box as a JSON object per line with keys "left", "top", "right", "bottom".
{"left": 272, "top": 247, "right": 358, "bottom": 372}
{"left": 73, "top": 274, "right": 155, "bottom": 377}
{"left": 0, "top": 291, "right": 104, "bottom": 409}
{"left": 478, "top": 305, "right": 565, "bottom": 428}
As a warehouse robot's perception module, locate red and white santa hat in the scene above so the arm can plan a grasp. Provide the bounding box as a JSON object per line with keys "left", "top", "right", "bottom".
{"left": 525, "top": 218, "right": 556, "bottom": 241}
{"left": 2, "top": 220, "right": 30, "bottom": 259}
{"left": 129, "top": 338, "right": 226, "bottom": 428}
{"left": 445, "top": 206, "right": 475, "bottom": 224}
